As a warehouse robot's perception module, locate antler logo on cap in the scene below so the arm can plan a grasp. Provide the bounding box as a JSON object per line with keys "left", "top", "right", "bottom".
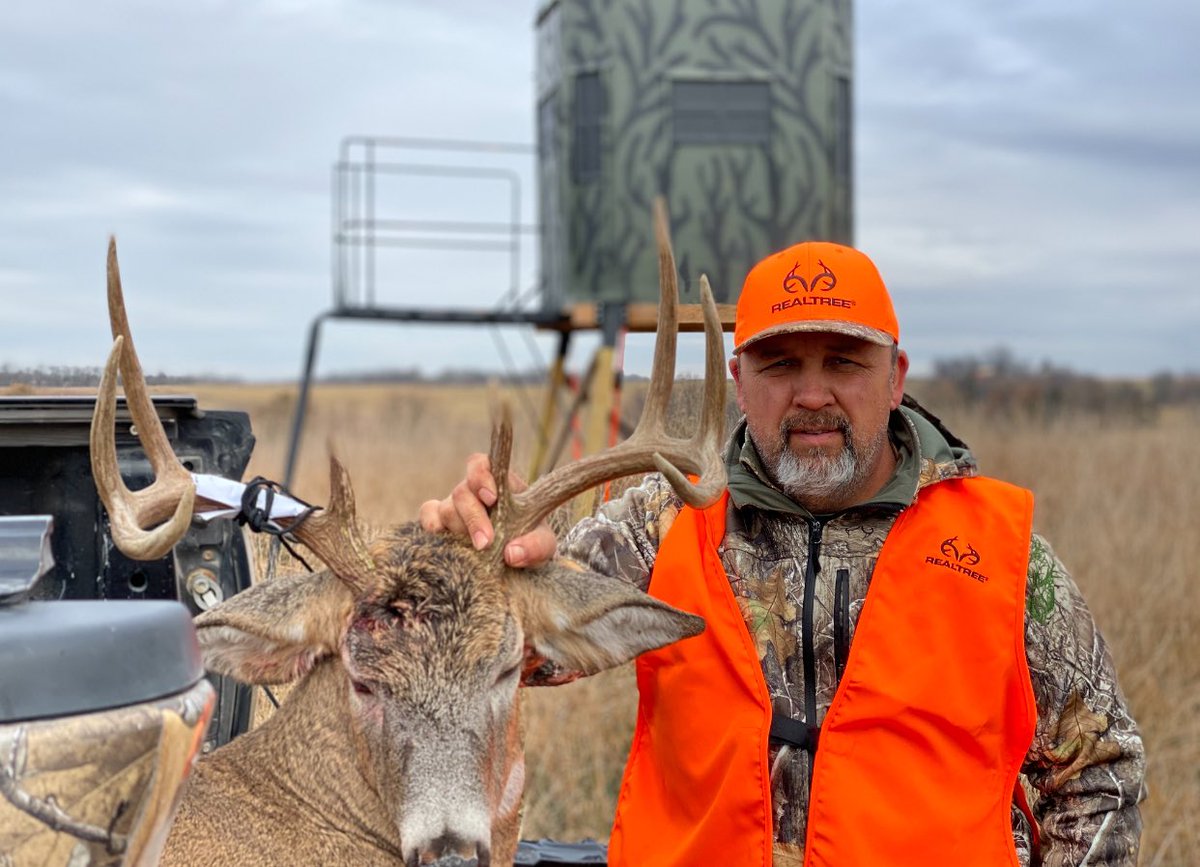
{"left": 783, "top": 260, "right": 837, "bottom": 294}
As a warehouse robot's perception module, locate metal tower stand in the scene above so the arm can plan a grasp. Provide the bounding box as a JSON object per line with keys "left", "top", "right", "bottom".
{"left": 282, "top": 136, "right": 734, "bottom": 515}
{"left": 283, "top": 135, "right": 548, "bottom": 486}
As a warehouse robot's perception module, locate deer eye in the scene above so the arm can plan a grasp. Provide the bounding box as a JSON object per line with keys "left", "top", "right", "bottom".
{"left": 351, "top": 678, "right": 374, "bottom": 697}
{"left": 351, "top": 609, "right": 393, "bottom": 634}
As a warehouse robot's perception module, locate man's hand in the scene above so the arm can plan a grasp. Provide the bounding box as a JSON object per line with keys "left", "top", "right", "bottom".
{"left": 418, "top": 453, "right": 558, "bottom": 568}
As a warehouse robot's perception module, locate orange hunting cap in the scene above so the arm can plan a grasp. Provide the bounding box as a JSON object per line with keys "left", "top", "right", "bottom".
{"left": 733, "top": 241, "right": 899, "bottom": 353}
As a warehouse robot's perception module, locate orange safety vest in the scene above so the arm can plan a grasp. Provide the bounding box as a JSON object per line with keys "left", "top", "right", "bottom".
{"left": 609, "top": 477, "right": 1036, "bottom": 867}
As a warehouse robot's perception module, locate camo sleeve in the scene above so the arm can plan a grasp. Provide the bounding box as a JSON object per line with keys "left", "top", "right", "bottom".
{"left": 558, "top": 473, "right": 684, "bottom": 593}
{"left": 1022, "top": 533, "right": 1146, "bottom": 866}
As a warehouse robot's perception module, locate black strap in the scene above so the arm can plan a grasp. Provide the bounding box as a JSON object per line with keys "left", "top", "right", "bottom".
{"left": 769, "top": 712, "right": 820, "bottom": 753}
{"left": 236, "top": 476, "right": 316, "bottom": 533}
{"left": 234, "top": 476, "right": 319, "bottom": 573}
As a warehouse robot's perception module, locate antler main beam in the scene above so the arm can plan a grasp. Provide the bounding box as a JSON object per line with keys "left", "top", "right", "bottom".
{"left": 488, "top": 199, "right": 727, "bottom": 544}
{"left": 91, "top": 242, "right": 198, "bottom": 560}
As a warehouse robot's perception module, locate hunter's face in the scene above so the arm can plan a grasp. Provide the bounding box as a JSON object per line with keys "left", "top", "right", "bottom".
{"left": 730, "top": 331, "right": 907, "bottom": 513}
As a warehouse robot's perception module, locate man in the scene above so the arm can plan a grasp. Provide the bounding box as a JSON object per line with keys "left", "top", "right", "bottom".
{"left": 420, "top": 241, "right": 1145, "bottom": 866}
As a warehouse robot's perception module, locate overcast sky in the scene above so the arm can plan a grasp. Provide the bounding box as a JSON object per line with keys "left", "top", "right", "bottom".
{"left": 2, "top": 0, "right": 1196, "bottom": 381}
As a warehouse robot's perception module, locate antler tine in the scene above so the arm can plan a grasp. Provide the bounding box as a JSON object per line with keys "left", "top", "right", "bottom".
{"left": 285, "top": 454, "right": 377, "bottom": 593}
{"left": 631, "top": 197, "right": 679, "bottom": 439}
{"left": 106, "top": 240, "right": 188, "bottom": 490}
{"left": 90, "top": 239, "right": 196, "bottom": 560}
{"left": 491, "top": 198, "right": 727, "bottom": 545}
{"left": 485, "top": 403, "right": 518, "bottom": 569}
{"left": 488, "top": 402, "right": 515, "bottom": 510}
{"left": 651, "top": 273, "right": 727, "bottom": 508}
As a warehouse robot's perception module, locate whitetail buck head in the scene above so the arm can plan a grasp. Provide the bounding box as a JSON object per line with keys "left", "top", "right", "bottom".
{"left": 90, "top": 200, "right": 726, "bottom": 867}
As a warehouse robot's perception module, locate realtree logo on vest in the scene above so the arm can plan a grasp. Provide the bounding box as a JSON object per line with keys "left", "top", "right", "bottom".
{"left": 927, "top": 536, "right": 990, "bottom": 583}
{"left": 773, "top": 260, "right": 856, "bottom": 314}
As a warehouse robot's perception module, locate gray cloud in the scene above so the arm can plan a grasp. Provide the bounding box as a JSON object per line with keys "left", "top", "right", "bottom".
{"left": 2, "top": 0, "right": 1196, "bottom": 380}
{"left": 857, "top": 0, "right": 1199, "bottom": 374}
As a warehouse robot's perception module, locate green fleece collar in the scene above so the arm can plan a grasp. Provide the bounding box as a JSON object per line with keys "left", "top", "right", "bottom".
{"left": 725, "top": 404, "right": 973, "bottom": 519}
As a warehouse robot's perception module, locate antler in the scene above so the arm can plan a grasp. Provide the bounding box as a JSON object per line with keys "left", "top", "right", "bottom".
{"left": 488, "top": 199, "right": 727, "bottom": 546}
{"left": 91, "top": 241, "right": 197, "bottom": 560}
{"left": 90, "top": 239, "right": 376, "bottom": 590}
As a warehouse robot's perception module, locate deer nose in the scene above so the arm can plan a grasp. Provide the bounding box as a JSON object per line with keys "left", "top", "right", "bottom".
{"left": 427, "top": 857, "right": 481, "bottom": 867}
{"left": 411, "top": 834, "right": 489, "bottom": 867}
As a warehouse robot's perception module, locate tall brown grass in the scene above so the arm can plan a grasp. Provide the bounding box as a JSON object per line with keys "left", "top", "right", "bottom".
{"left": 182, "top": 380, "right": 1196, "bottom": 864}
{"left": 936, "top": 401, "right": 1200, "bottom": 867}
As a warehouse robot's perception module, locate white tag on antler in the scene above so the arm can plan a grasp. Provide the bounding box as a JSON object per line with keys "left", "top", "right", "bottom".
{"left": 191, "top": 474, "right": 312, "bottom": 526}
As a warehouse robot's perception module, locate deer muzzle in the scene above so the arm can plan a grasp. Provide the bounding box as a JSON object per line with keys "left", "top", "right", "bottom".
{"left": 411, "top": 846, "right": 489, "bottom": 867}
{"left": 396, "top": 738, "right": 493, "bottom": 867}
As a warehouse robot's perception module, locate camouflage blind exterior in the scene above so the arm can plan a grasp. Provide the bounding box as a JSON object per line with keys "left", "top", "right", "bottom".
{"left": 536, "top": 0, "right": 853, "bottom": 310}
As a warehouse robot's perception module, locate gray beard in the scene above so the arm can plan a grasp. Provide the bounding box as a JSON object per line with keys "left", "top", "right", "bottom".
{"left": 753, "top": 411, "right": 888, "bottom": 512}
{"left": 773, "top": 439, "right": 859, "bottom": 507}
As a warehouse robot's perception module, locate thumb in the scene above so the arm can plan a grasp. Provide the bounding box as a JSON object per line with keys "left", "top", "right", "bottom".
{"left": 503, "top": 524, "right": 558, "bottom": 568}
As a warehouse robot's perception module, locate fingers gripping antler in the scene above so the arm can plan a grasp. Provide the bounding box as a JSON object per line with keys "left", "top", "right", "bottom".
{"left": 488, "top": 198, "right": 727, "bottom": 545}
{"left": 90, "top": 240, "right": 376, "bottom": 591}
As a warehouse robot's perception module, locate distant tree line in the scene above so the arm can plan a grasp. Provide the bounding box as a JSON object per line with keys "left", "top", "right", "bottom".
{"left": 0, "top": 364, "right": 187, "bottom": 387}
{"left": 0, "top": 364, "right": 545, "bottom": 388}
{"left": 912, "top": 347, "right": 1194, "bottom": 423}
{"left": 6, "top": 353, "right": 1199, "bottom": 421}
{"left": 319, "top": 368, "right": 547, "bottom": 385}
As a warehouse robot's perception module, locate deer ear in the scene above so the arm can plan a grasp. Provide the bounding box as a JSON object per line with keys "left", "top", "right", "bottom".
{"left": 193, "top": 571, "right": 355, "bottom": 685}
{"left": 510, "top": 561, "right": 704, "bottom": 676}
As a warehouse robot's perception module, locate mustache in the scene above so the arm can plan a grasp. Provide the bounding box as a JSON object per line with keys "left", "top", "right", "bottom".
{"left": 779, "top": 411, "right": 852, "bottom": 439}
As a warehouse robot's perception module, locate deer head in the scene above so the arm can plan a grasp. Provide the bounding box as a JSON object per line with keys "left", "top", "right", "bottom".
{"left": 90, "top": 200, "right": 726, "bottom": 867}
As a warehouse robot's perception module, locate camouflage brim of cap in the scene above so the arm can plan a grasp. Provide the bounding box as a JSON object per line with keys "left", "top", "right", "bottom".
{"left": 733, "top": 319, "right": 896, "bottom": 355}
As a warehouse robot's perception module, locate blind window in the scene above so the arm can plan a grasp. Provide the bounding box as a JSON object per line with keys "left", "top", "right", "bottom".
{"left": 572, "top": 72, "right": 604, "bottom": 182}
{"left": 673, "top": 80, "right": 771, "bottom": 145}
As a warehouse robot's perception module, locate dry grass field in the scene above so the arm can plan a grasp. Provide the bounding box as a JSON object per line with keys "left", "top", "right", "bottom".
{"left": 147, "top": 381, "right": 1200, "bottom": 863}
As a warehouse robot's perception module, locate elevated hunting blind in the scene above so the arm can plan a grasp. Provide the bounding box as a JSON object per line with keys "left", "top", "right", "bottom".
{"left": 536, "top": 0, "right": 854, "bottom": 309}
{"left": 285, "top": 0, "right": 859, "bottom": 497}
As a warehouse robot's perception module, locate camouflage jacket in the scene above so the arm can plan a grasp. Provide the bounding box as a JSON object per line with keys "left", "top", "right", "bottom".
{"left": 561, "top": 404, "right": 1145, "bottom": 866}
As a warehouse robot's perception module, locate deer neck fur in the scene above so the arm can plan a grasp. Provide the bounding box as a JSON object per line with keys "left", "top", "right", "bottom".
{"left": 165, "top": 656, "right": 527, "bottom": 865}
{"left": 165, "top": 659, "right": 405, "bottom": 863}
